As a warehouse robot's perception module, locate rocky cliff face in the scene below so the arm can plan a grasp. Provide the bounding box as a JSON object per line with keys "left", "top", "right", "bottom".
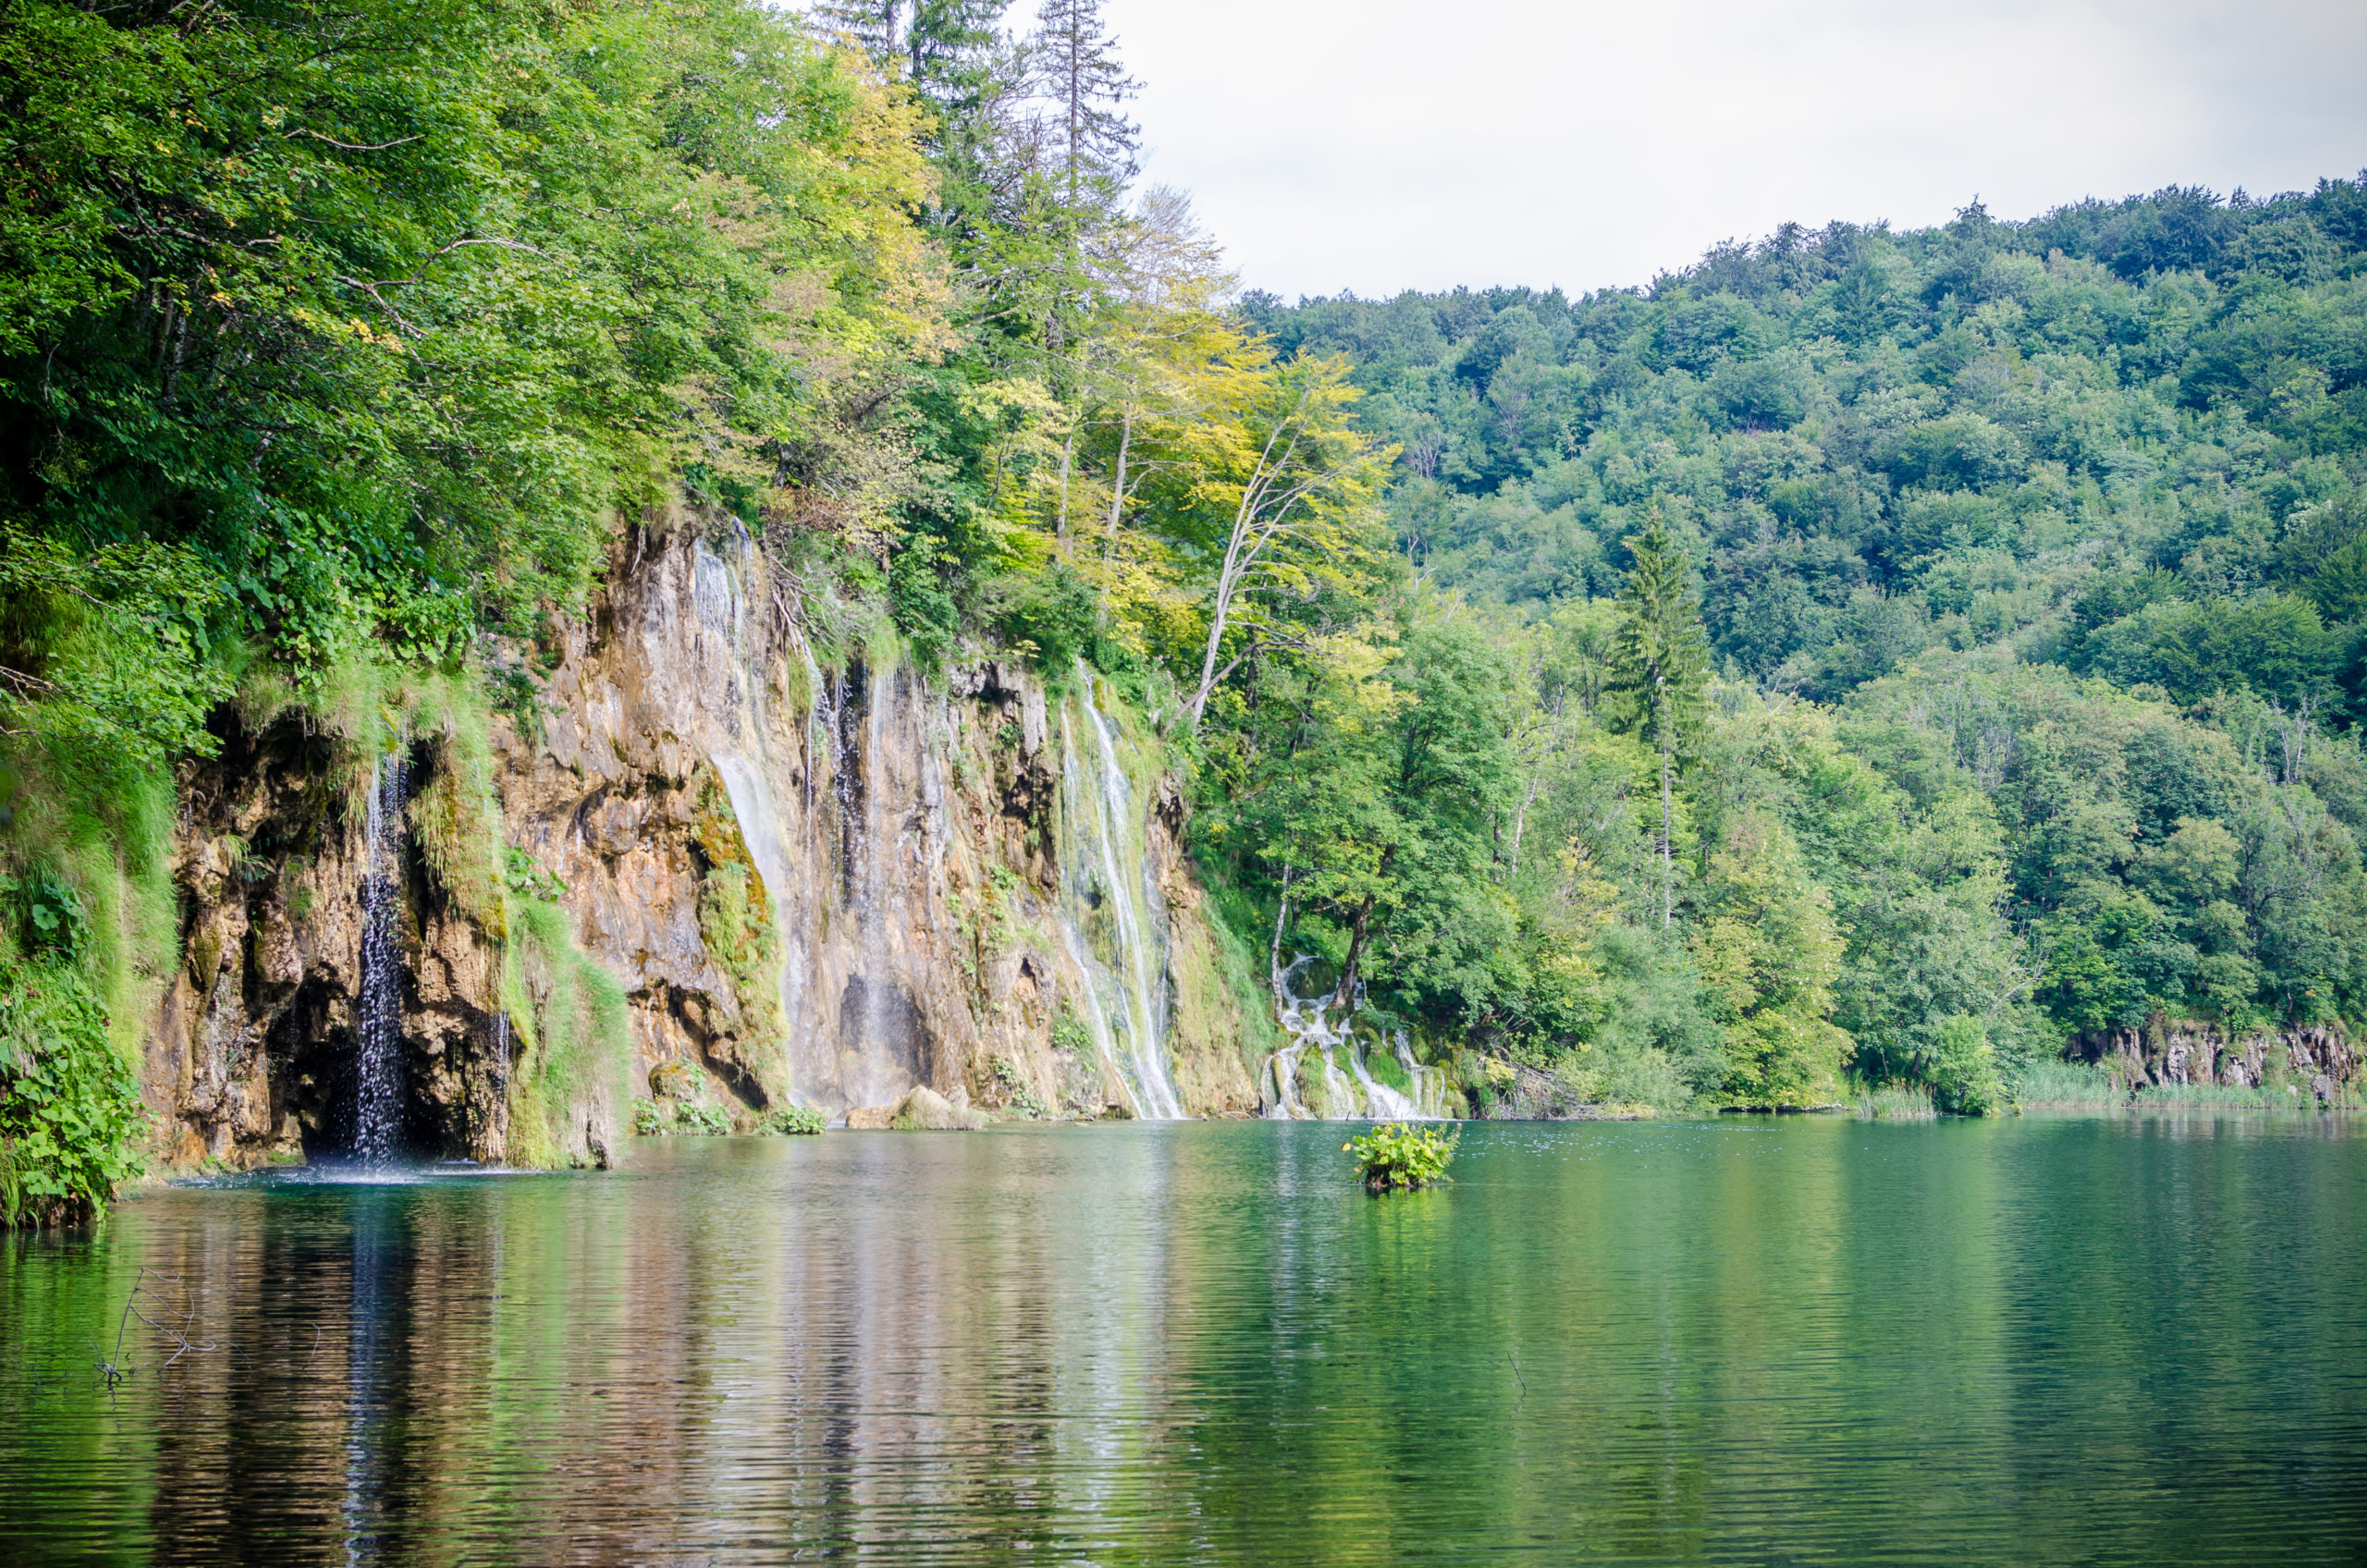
{"left": 2071, "top": 1018, "right": 2359, "bottom": 1101}
{"left": 143, "top": 520, "right": 1264, "bottom": 1170}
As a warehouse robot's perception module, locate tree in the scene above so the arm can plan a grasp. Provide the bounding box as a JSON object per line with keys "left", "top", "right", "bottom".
{"left": 1181, "top": 356, "right": 1392, "bottom": 732}
{"left": 1606, "top": 520, "right": 1710, "bottom": 926}
{"left": 813, "top": 1, "right": 1005, "bottom": 123}
{"left": 1024, "top": 0, "right": 1139, "bottom": 208}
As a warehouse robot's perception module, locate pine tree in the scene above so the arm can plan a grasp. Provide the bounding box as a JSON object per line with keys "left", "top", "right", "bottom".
{"left": 813, "top": 1, "right": 1002, "bottom": 114}
{"left": 1026, "top": 0, "right": 1139, "bottom": 207}
{"left": 812, "top": 0, "right": 902, "bottom": 64}
{"left": 1606, "top": 519, "right": 1710, "bottom": 928}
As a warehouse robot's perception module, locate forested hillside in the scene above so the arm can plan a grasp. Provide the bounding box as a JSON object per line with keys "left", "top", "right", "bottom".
{"left": 1232, "top": 187, "right": 2367, "bottom": 1109}
{"left": 3, "top": 0, "right": 2365, "bottom": 1215}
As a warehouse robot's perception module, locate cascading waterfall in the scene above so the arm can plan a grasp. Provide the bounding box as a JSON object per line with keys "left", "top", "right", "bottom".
{"left": 681, "top": 536, "right": 1199, "bottom": 1120}
{"left": 851, "top": 665, "right": 901, "bottom": 1109}
{"left": 1264, "top": 1044, "right": 1310, "bottom": 1119}
{"left": 1345, "top": 1033, "right": 1421, "bottom": 1121}
{"left": 1270, "top": 955, "right": 1441, "bottom": 1120}
{"left": 490, "top": 1010, "right": 510, "bottom": 1160}
{"left": 1394, "top": 1029, "right": 1451, "bottom": 1118}
{"left": 352, "top": 746, "right": 409, "bottom": 1164}
{"left": 712, "top": 753, "right": 799, "bottom": 1017}
{"left": 1054, "top": 677, "right": 1184, "bottom": 1120}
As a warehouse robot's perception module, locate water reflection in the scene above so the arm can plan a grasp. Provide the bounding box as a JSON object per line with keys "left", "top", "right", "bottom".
{"left": 3, "top": 1116, "right": 2365, "bottom": 1564}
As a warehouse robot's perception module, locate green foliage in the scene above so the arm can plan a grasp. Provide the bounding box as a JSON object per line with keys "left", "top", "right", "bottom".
{"left": 0, "top": 949, "right": 144, "bottom": 1226}
{"left": 0, "top": 864, "right": 88, "bottom": 960}
{"left": 3, "top": 0, "right": 943, "bottom": 719}
{"left": 1049, "top": 1010, "right": 1093, "bottom": 1058}
{"left": 1605, "top": 518, "right": 1711, "bottom": 754}
{"left": 634, "top": 1096, "right": 730, "bottom": 1137}
{"left": 1215, "top": 185, "right": 2367, "bottom": 1110}
{"left": 992, "top": 1057, "right": 1049, "bottom": 1120}
{"left": 1344, "top": 1121, "right": 1459, "bottom": 1192}
{"left": 503, "top": 846, "right": 568, "bottom": 902}
{"left": 2015, "top": 1058, "right": 2129, "bottom": 1108}
{"left": 760, "top": 1103, "right": 828, "bottom": 1135}
{"left": 505, "top": 898, "right": 632, "bottom": 1167}
{"left": 694, "top": 858, "right": 787, "bottom": 1082}
{"left": 1852, "top": 1082, "right": 1938, "bottom": 1120}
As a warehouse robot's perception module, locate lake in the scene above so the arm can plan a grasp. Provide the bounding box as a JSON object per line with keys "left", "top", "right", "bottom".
{"left": 4, "top": 1114, "right": 2364, "bottom": 1564}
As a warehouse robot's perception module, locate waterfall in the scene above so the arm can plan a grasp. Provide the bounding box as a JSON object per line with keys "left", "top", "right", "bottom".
{"left": 713, "top": 751, "right": 800, "bottom": 1023}
{"left": 1054, "top": 677, "right": 1184, "bottom": 1120}
{"left": 353, "top": 747, "right": 408, "bottom": 1164}
{"left": 1346, "top": 1038, "right": 1420, "bottom": 1120}
{"left": 490, "top": 1010, "right": 510, "bottom": 1161}
{"left": 1271, "top": 956, "right": 1440, "bottom": 1120}
{"left": 1263, "top": 1044, "right": 1310, "bottom": 1119}
{"left": 1395, "top": 1029, "right": 1451, "bottom": 1119}
{"left": 852, "top": 666, "right": 900, "bottom": 1110}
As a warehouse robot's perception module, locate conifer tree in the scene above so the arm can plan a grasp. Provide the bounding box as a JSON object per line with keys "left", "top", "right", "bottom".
{"left": 1607, "top": 519, "right": 1710, "bottom": 928}
{"left": 813, "top": 1, "right": 1003, "bottom": 115}
{"left": 812, "top": 0, "right": 902, "bottom": 64}
{"left": 1026, "top": 0, "right": 1140, "bottom": 207}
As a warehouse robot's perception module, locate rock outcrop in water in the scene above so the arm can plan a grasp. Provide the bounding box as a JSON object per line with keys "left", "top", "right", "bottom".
{"left": 142, "top": 515, "right": 1266, "bottom": 1170}
{"left": 2071, "top": 1018, "right": 2359, "bottom": 1100}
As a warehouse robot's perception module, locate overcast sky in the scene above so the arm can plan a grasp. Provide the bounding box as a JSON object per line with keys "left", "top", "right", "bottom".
{"left": 1100, "top": 0, "right": 2367, "bottom": 300}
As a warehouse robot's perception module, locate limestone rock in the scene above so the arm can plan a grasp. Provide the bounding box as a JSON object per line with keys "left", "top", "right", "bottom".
{"left": 138, "top": 511, "right": 1265, "bottom": 1172}
{"left": 898, "top": 1086, "right": 987, "bottom": 1131}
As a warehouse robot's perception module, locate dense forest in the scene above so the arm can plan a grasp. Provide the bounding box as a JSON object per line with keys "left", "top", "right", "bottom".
{"left": 3, "top": 0, "right": 2365, "bottom": 1212}
{"left": 1224, "top": 179, "right": 2367, "bottom": 1111}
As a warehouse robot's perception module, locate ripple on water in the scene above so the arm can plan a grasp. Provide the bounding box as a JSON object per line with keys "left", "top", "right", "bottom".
{"left": 3, "top": 1115, "right": 2364, "bottom": 1566}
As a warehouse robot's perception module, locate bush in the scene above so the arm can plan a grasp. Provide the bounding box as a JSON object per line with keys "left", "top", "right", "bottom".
{"left": 632, "top": 1096, "right": 732, "bottom": 1136}
{"left": 1853, "top": 1082, "right": 1938, "bottom": 1120}
{"left": 0, "top": 952, "right": 144, "bottom": 1225}
{"left": 992, "top": 1056, "right": 1048, "bottom": 1120}
{"left": 1345, "top": 1121, "right": 1460, "bottom": 1192}
{"left": 761, "top": 1104, "right": 827, "bottom": 1135}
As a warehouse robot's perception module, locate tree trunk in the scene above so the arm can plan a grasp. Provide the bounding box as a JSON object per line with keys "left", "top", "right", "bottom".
{"left": 1331, "top": 898, "right": 1372, "bottom": 1015}
{"left": 1660, "top": 733, "right": 1674, "bottom": 929}
{"left": 1054, "top": 429, "right": 1075, "bottom": 557}
{"left": 1106, "top": 410, "right": 1132, "bottom": 542}
{"left": 1269, "top": 865, "right": 1294, "bottom": 1011}
{"left": 1510, "top": 769, "right": 1543, "bottom": 879}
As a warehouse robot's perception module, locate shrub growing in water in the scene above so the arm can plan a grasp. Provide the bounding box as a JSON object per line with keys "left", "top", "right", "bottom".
{"left": 1345, "top": 1121, "right": 1460, "bottom": 1193}
{"left": 632, "top": 1096, "right": 731, "bottom": 1136}
{"left": 761, "top": 1104, "right": 827, "bottom": 1135}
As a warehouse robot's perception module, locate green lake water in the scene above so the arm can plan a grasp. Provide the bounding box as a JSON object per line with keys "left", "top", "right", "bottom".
{"left": 3, "top": 1114, "right": 2364, "bottom": 1564}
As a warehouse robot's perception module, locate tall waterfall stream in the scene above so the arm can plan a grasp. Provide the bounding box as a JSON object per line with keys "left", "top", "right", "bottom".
{"left": 351, "top": 747, "right": 408, "bottom": 1163}
{"left": 1053, "top": 678, "right": 1184, "bottom": 1120}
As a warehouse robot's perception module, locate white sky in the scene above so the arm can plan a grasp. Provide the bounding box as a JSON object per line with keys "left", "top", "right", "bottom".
{"left": 1101, "top": 0, "right": 2367, "bottom": 300}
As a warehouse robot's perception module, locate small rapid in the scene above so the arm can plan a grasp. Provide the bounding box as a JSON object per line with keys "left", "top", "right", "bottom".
{"left": 1269, "top": 956, "right": 1447, "bottom": 1120}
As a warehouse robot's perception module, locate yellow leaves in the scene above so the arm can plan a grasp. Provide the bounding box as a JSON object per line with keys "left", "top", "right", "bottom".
{"left": 284, "top": 307, "right": 403, "bottom": 353}
{"left": 1553, "top": 842, "right": 1622, "bottom": 935}
{"left": 1690, "top": 915, "right": 1764, "bottom": 1020}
